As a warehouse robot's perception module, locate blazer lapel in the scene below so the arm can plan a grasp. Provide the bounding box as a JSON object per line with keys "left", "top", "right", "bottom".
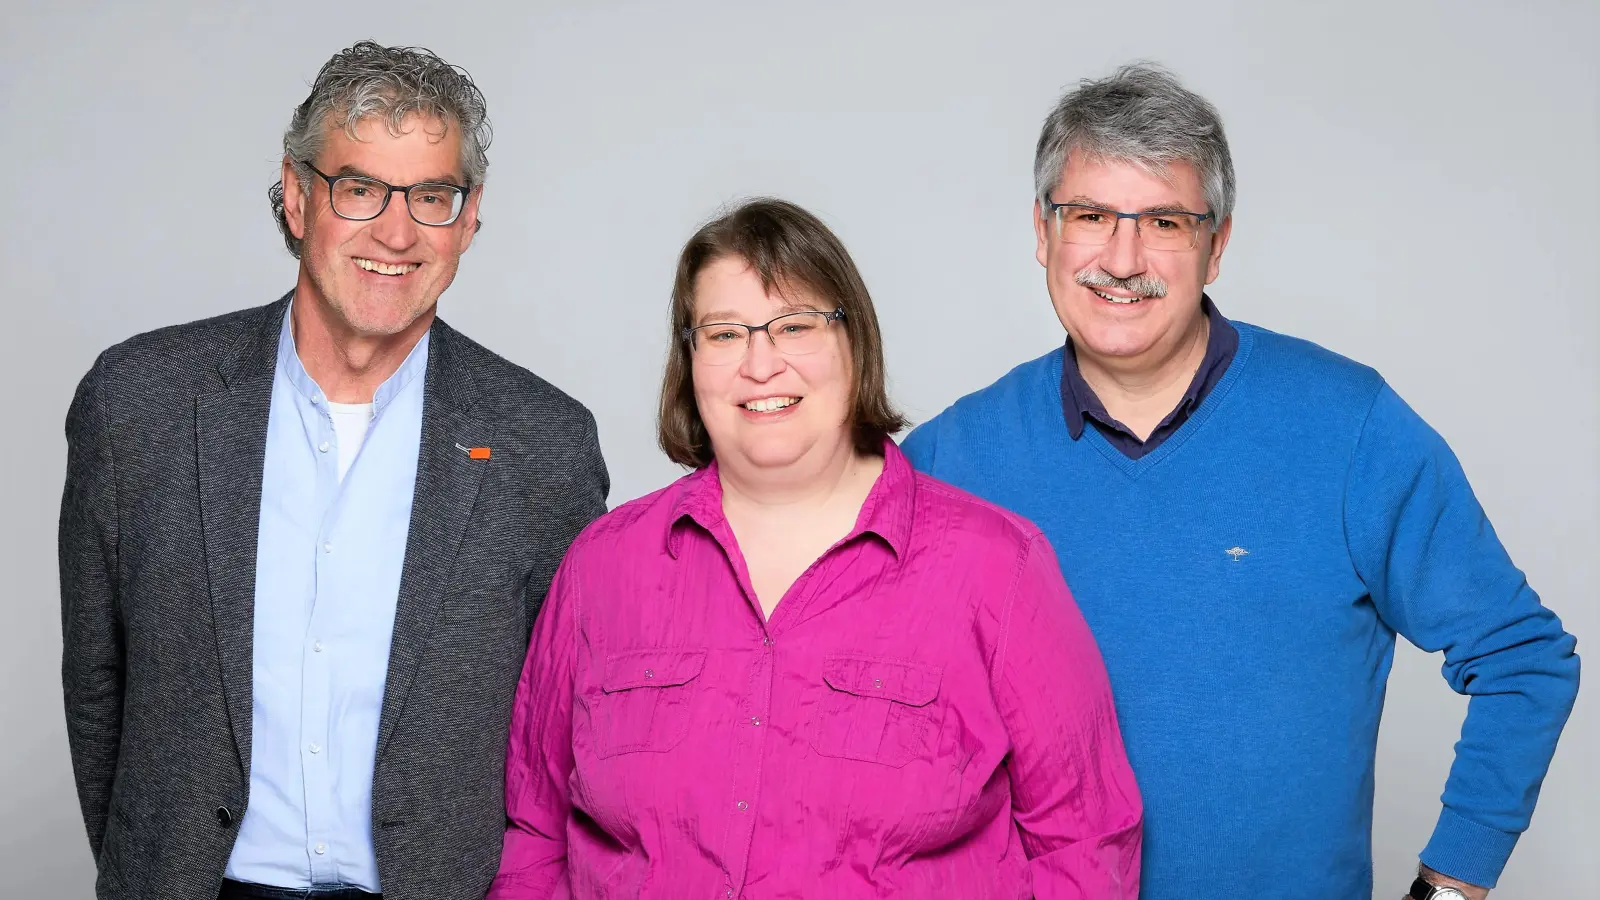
{"left": 375, "top": 321, "right": 495, "bottom": 760}
{"left": 195, "top": 296, "right": 287, "bottom": 778}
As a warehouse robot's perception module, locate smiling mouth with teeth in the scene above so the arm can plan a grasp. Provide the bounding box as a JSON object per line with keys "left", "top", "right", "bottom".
{"left": 743, "top": 397, "right": 800, "bottom": 413}
{"left": 1092, "top": 289, "right": 1144, "bottom": 305}
{"left": 355, "top": 257, "right": 421, "bottom": 277}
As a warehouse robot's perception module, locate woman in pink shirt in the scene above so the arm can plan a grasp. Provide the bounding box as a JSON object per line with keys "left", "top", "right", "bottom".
{"left": 489, "top": 198, "right": 1142, "bottom": 899}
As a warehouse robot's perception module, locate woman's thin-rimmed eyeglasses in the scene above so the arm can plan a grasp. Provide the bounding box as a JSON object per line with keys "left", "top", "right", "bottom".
{"left": 684, "top": 308, "right": 847, "bottom": 366}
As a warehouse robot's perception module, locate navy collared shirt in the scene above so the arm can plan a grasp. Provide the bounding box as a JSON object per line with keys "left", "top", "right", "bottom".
{"left": 1060, "top": 295, "right": 1239, "bottom": 459}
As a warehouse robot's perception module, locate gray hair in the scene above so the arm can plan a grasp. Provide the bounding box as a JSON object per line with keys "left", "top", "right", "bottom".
{"left": 269, "top": 40, "right": 493, "bottom": 257}
{"left": 1034, "top": 62, "right": 1235, "bottom": 224}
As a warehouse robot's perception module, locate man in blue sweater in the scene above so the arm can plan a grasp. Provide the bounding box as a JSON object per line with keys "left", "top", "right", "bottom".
{"left": 900, "top": 63, "right": 1579, "bottom": 900}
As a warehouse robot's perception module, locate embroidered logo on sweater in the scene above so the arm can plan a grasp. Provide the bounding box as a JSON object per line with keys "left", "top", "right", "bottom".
{"left": 1226, "top": 546, "right": 1250, "bottom": 561}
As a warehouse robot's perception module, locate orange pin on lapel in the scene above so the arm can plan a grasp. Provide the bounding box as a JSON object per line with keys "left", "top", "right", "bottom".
{"left": 455, "top": 443, "right": 492, "bottom": 460}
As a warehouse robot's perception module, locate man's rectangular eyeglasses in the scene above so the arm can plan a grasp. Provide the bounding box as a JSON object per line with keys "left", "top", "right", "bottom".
{"left": 683, "top": 308, "right": 846, "bottom": 366}
{"left": 301, "top": 162, "right": 469, "bottom": 226}
{"left": 1044, "top": 201, "right": 1216, "bottom": 251}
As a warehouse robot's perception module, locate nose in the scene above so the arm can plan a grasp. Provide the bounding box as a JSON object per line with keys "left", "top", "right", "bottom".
{"left": 738, "top": 330, "right": 787, "bottom": 382}
{"left": 365, "top": 189, "right": 422, "bottom": 252}
{"left": 1096, "top": 216, "right": 1147, "bottom": 280}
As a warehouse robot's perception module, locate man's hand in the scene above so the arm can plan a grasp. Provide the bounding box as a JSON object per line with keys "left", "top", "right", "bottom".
{"left": 1411, "top": 864, "right": 1489, "bottom": 900}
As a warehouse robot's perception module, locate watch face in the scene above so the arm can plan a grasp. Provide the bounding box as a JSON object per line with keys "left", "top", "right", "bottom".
{"left": 1431, "top": 889, "right": 1469, "bottom": 900}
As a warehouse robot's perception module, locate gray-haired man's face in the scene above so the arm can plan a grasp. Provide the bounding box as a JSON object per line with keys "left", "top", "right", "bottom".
{"left": 1033, "top": 155, "right": 1230, "bottom": 370}
{"left": 281, "top": 114, "right": 481, "bottom": 338}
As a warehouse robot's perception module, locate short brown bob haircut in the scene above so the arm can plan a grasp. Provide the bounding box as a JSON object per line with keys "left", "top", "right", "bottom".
{"left": 658, "top": 197, "right": 909, "bottom": 469}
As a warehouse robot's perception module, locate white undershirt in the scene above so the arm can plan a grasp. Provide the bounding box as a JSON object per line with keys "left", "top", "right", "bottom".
{"left": 326, "top": 401, "right": 376, "bottom": 482}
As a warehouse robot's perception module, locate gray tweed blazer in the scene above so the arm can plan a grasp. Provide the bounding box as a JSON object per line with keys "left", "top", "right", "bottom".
{"left": 59, "top": 295, "right": 609, "bottom": 900}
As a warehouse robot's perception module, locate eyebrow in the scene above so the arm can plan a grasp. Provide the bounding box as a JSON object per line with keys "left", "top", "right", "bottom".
{"left": 1139, "top": 204, "right": 1204, "bottom": 216}
{"left": 775, "top": 300, "right": 825, "bottom": 315}
{"left": 329, "top": 164, "right": 465, "bottom": 185}
{"left": 694, "top": 302, "right": 825, "bottom": 327}
{"left": 1060, "top": 195, "right": 1202, "bottom": 215}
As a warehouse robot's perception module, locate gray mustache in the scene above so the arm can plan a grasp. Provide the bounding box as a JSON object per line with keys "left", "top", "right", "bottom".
{"left": 1074, "top": 268, "right": 1169, "bottom": 298}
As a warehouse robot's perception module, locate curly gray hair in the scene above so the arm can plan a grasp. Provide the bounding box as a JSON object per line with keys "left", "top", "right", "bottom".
{"left": 269, "top": 40, "right": 493, "bottom": 257}
{"left": 1034, "top": 62, "right": 1235, "bottom": 224}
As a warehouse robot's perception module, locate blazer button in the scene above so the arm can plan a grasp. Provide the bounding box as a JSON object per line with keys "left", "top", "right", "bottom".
{"left": 216, "top": 806, "right": 234, "bottom": 827}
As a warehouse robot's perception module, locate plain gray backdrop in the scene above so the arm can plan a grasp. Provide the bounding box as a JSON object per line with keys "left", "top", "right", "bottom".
{"left": 3, "top": 0, "right": 1594, "bottom": 896}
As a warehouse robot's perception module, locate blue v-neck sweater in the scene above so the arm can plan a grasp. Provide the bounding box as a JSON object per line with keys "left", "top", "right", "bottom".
{"left": 901, "top": 322, "right": 1579, "bottom": 898}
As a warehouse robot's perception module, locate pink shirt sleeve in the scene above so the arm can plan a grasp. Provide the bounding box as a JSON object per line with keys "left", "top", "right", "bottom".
{"left": 489, "top": 557, "right": 580, "bottom": 900}
{"left": 993, "top": 535, "right": 1143, "bottom": 898}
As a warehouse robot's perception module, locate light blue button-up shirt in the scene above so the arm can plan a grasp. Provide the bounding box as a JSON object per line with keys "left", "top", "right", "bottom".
{"left": 225, "top": 304, "right": 428, "bottom": 890}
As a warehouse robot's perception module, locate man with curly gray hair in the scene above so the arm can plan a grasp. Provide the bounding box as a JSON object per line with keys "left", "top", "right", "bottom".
{"left": 59, "top": 41, "right": 609, "bottom": 900}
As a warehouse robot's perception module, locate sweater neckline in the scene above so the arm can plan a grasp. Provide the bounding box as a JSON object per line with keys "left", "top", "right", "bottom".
{"left": 1048, "top": 324, "right": 1258, "bottom": 479}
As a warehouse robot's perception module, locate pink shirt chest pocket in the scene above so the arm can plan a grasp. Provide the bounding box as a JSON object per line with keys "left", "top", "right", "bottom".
{"left": 595, "top": 648, "right": 707, "bottom": 757}
{"left": 808, "top": 655, "right": 944, "bottom": 768}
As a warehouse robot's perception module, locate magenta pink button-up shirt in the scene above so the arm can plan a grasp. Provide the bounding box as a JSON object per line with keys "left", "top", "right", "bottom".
{"left": 489, "top": 442, "right": 1142, "bottom": 899}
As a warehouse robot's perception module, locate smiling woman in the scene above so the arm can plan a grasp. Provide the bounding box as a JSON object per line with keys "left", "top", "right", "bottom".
{"left": 489, "top": 196, "right": 1144, "bottom": 898}
{"left": 657, "top": 197, "right": 905, "bottom": 470}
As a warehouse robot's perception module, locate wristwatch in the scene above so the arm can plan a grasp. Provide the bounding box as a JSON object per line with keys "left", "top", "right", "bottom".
{"left": 1408, "top": 877, "right": 1470, "bottom": 900}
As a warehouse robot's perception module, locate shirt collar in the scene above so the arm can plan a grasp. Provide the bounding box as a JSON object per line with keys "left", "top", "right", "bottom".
{"left": 1060, "top": 293, "right": 1233, "bottom": 440}
{"left": 665, "top": 437, "right": 917, "bottom": 561}
{"left": 275, "top": 295, "right": 432, "bottom": 415}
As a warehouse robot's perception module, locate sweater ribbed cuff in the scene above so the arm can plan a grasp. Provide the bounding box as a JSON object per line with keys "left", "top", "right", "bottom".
{"left": 1418, "top": 806, "right": 1520, "bottom": 889}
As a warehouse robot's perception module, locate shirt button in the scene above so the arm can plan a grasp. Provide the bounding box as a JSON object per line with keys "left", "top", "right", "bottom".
{"left": 323, "top": 542, "right": 333, "bottom": 553}
{"left": 308, "top": 742, "right": 321, "bottom": 754}
{"left": 643, "top": 668, "right": 655, "bottom": 679}
{"left": 726, "top": 891, "right": 734, "bottom": 898}
{"left": 750, "top": 717, "right": 761, "bottom": 726}
{"left": 314, "top": 842, "right": 327, "bottom": 855}
{"left": 318, "top": 441, "right": 330, "bottom": 453}
{"left": 736, "top": 800, "right": 748, "bottom": 811}
{"left": 313, "top": 641, "right": 324, "bottom": 653}
{"left": 873, "top": 679, "right": 883, "bottom": 689}
{"left": 761, "top": 636, "right": 772, "bottom": 646}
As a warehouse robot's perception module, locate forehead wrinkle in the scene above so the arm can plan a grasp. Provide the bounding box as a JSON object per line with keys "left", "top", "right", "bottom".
{"left": 319, "top": 112, "right": 465, "bottom": 180}
{"left": 1063, "top": 147, "right": 1204, "bottom": 204}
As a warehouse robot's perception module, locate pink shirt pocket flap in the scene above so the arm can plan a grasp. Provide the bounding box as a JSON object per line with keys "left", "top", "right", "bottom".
{"left": 821, "top": 656, "right": 941, "bottom": 707}
{"left": 602, "top": 649, "right": 708, "bottom": 693}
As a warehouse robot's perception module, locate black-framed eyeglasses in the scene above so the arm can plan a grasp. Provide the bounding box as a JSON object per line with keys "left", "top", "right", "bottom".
{"left": 301, "top": 161, "right": 469, "bottom": 226}
{"left": 1044, "top": 201, "right": 1216, "bottom": 251}
{"left": 683, "top": 308, "right": 847, "bottom": 366}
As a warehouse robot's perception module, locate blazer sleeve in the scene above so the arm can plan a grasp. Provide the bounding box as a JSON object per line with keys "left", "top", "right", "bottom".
{"left": 523, "top": 409, "right": 608, "bottom": 629}
{"left": 58, "top": 352, "right": 125, "bottom": 857}
{"left": 490, "top": 541, "right": 586, "bottom": 898}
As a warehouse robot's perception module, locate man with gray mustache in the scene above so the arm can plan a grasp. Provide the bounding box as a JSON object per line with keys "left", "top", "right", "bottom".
{"left": 901, "top": 63, "right": 1579, "bottom": 899}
